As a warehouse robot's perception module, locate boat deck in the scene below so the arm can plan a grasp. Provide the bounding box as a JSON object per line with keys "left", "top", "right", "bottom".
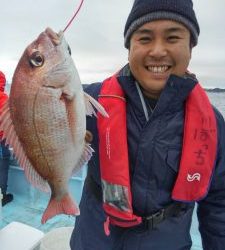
{"left": 1, "top": 164, "right": 84, "bottom": 233}
{"left": 1, "top": 163, "right": 203, "bottom": 249}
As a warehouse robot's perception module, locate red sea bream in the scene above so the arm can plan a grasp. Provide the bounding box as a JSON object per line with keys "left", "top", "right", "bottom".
{"left": 0, "top": 27, "right": 108, "bottom": 223}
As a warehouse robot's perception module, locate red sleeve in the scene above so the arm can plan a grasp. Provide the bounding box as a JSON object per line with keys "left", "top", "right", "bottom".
{"left": 0, "top": 92, "right": 8, "bottom": 138}
{"left": 0, "top": 71, "right": 6, "bottom": 92}
{"left": 0, "top": 91, "right": 8, "bottom": 109}
{"left": 0, "top": 72, "right": 8, "bottom": 137}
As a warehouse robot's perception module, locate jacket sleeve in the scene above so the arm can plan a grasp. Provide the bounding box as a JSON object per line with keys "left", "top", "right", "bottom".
{"left": 197, "top": 107, "right": 225, "bottom": 250}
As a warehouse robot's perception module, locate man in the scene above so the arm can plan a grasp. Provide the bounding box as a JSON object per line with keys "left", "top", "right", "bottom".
{"left": 70, "top": 0, "right": 225, "bottom": 249}
{"left": 0, "top": 71, "right": 13, "bottom": 206}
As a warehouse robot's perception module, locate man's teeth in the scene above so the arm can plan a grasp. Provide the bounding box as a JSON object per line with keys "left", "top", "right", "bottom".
{"left": 147, "top": 66, "right": 169, "bottom": 73}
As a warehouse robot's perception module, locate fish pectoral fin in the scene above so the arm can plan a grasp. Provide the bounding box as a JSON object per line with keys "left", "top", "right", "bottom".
{"left": 62, "top": 88, "right": 75, "bottom": 101}
{"left": 0, "top": 101, "right": 50, "bottom": 193}
{"left": 72, "top": 143, "right": 94, "bottom": 175}
{"left": 84, "top": 92, "right": 109, "bottom": 118}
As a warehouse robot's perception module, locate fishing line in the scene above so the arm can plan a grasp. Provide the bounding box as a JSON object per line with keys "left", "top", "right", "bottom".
{"left": 63, "top": 0, "right": 84, "bottom": 32}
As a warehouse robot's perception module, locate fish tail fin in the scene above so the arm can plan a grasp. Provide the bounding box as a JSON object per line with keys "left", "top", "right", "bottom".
{"left": 41, "top": 194, "right": 80, "bottom": 224}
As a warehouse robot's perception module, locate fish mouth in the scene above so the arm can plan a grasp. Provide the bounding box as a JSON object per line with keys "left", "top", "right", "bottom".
{"left": 44, "top": 27, "right": 63, "bottom": 46}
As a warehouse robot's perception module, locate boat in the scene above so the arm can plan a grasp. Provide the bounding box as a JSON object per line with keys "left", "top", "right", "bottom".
{"left": 0, "top": 158, "right": 203, "bottom": 249}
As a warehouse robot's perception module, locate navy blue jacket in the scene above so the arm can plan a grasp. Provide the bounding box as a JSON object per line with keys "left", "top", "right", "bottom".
{"left": 70, "top": 71, "right": 225, "bottom": 250}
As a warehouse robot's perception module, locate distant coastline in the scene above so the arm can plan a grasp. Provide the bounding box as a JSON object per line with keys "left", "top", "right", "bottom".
{"left": 205, "top": 88, "right": 225, "bottom": 93}
{"left": 5, "top": 83, "right": 225, "bottom": 93}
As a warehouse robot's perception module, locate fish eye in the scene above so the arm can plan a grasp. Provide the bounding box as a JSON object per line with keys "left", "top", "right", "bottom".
{"left": 68, "top": 45, "right": 72, "bottom": 55}
{"left": 29, "top": 51, "right": 44, "bottom": 67}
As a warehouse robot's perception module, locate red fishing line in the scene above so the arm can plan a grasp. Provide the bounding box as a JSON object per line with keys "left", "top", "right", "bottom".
{"left": 63, "top": 0, "right": 84, "bottom": 32}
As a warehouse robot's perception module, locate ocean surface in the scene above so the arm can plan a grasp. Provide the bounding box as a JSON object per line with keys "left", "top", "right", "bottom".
{"left": 207, "top": 91, "right": 225, "bottom": 118}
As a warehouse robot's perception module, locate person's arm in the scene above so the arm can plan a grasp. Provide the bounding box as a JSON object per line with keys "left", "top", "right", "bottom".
{"left": 197, "top": 108, "right": 225, "bottom": 250}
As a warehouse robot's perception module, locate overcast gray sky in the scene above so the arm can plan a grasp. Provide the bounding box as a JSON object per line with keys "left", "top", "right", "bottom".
{"left": 0, "top": 0, "right": 225, "bottom": 88}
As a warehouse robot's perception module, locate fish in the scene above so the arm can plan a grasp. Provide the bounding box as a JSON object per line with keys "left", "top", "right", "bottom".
{"left": 0, "top": 27, "right": 108, "bottom": 223}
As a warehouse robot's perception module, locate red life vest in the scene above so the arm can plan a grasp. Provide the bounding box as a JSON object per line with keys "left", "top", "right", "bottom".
{"left": 97, "top": 75, "right": 217, "bottom": 233}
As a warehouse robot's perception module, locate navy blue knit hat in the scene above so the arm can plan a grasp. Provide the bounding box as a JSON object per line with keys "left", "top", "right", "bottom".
{"left": 124, "top": 0, "right": 200, "bottom": 48}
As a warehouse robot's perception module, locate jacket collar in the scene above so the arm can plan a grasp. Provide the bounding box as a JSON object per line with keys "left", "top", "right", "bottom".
{"left": 117, "top": 64, "right": 198, "bottom": 123}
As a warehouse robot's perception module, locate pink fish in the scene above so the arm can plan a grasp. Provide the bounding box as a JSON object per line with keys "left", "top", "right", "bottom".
{"left": 0, "top": 27, "right": 108, "bottom": 223}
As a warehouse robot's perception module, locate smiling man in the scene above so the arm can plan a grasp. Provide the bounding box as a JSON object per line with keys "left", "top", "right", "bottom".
{"left": 128, "top": 20, "right": 192, "bottom": 98}
{"left": 70, "top": 1, "right": 225, "bottom": 250}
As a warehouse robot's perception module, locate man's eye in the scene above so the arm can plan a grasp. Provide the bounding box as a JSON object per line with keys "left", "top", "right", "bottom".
{"left": 139, "top": 37, "right": 151, "bottom": 43}
{"left": 167, "top": 36, "right": 180, "bottom": 42}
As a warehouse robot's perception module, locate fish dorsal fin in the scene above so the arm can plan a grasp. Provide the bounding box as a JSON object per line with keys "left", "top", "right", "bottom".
{"left": 0, "top": 101, "right": 50, "bottom": 193}
{"left": 84, "top": 92, "right": 108, "bottom": 118}
{"left": 72, "top": 143, "right": 94, "bottom": 176}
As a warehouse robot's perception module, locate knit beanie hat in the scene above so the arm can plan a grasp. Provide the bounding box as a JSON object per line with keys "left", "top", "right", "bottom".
{"left": 124, "top": 0, "right": 200, "bottom": 48}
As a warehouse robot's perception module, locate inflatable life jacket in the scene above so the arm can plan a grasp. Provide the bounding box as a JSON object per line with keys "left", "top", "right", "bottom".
{"left": 97, "top": 75, "right": 217, "bottom": 233}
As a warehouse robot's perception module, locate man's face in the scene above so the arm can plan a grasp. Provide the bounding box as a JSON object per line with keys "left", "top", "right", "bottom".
{"left": 128, "top": 20, "right": 192, "bottom": 99}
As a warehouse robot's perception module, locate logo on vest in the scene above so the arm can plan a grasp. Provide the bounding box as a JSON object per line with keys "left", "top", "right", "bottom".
{"left": 187, "top": 173, "right": 201, "bottom": 182}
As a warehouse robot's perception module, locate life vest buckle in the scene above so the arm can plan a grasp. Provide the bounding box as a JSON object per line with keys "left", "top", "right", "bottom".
{"left": 143, "top": 208, "right": 165, "bottom": 230}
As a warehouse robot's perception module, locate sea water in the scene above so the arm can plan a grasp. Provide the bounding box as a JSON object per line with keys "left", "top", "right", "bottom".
{"left": 207, "top": 91, "right": 225, "bottom": 117}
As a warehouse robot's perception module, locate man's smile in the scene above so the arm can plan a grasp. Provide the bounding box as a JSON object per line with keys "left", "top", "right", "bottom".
{"left": 146, "top": 65, "right": 171, "bottom": 73}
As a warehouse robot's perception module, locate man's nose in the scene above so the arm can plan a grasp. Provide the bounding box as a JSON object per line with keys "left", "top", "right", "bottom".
{"left": 148, "top": 40, "right": 167, "bottom": 58}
